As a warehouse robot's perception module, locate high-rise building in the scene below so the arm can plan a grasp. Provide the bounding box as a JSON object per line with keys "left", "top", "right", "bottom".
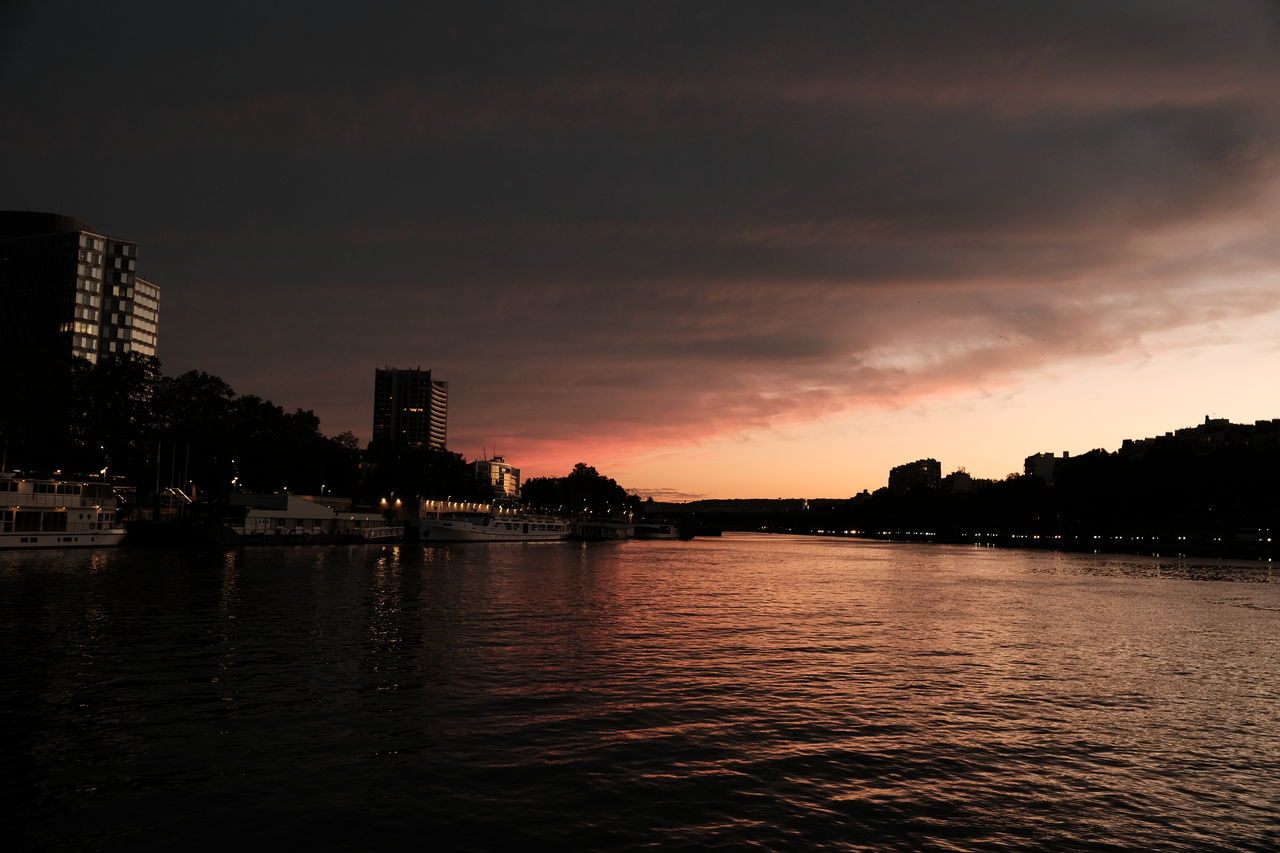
{"left": 0, "top": 211, "right": 161, "bottom": 363}
{"left": 372, "top": 366, "right": 448, "bottom": 450}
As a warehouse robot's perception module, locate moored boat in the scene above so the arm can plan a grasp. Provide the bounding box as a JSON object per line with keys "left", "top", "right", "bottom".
{"left": 0, "top": 473, "right": 125, "bottom": 549}
{"left": 420, "top": 511, "right": 573, "bottom": 542}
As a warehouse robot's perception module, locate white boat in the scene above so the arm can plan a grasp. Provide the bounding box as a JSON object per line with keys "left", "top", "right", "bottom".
{"left": 420, "top": 512, "right": 573, "bottom": 542}
{"left": 0, "top": 473, "right": 125, "bottom": 549}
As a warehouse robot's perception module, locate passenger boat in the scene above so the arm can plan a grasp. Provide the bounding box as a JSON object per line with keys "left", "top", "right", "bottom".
{"left": 420, "top": 511, "right": 573, "bottom": 542}
{"left": 0, "top": 473, "right": 125, "bottom": 549}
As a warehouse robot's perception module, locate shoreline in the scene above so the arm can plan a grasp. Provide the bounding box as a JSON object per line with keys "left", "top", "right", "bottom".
{"left": 740, "top": 526, "right": 1278, "bottom": 563}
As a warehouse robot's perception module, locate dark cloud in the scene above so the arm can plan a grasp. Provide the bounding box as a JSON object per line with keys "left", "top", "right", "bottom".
{"left": 5, "top": 1, "right": 1280, "bottom": 476}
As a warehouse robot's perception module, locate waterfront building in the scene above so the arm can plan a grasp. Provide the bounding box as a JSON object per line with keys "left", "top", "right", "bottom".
{"left": 0, "top": 211, "right": 161, "bottom": 363}
{"left": 887, "top": 458, "right": 941, "bottom": 494}
{"left": 372, "top": 366, "right": 448, "bottom": 449}
{"left": 473, "top": 455, "right": 521, "bottom": 499}
{"left": 224, "top": 494, "right": 401, "bottom": 541}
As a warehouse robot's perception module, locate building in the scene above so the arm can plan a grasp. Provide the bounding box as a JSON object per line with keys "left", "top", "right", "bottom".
{"left": 473, "top": 455, "right": 520, "bottom": 499}
{"left": 223, "top": 494, "right": 401, "bottom": 541}
{"left": 0, "top": 211, "right": 160, "bottom": 363}
{"left": 1024, "top": 451, "right": 1068, "bottom": 484}
{"left": 372, "top": 366, "right": 448, "bottom": 449}
{"left": 1120, "top": 416, "right": 1280, "bottom": 457}
{"left": 887, "top": 458, "right": 941, "bottom": 494}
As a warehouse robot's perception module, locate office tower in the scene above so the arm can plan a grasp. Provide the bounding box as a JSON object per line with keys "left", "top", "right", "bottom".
{"left": 0, "top": 211, "right": 161, "bottom": 363}
{"left": 372, "top": 366, "right": 448, "bottom": 450}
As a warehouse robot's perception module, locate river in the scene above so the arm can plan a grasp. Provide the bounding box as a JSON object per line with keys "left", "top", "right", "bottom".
{"left": 3, "top": 534, "right": 1277, "bottom": 851}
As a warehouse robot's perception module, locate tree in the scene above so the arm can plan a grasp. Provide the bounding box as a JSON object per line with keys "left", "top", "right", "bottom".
{"left": 523, "top": 463, "right": 638, "bottom": 516}
{"left": 151, "top": 370, "right": 238, "bottom": 494}
{"left": 363, "top": 442, "right": 486, "bottom": 503}
{"left": 149, "top": 370, "right": 362, "bottom": 499}
{"left": 67, "top": 353, "right": 162, "bottom": 477}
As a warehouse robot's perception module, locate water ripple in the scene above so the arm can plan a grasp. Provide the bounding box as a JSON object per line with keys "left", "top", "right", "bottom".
{"left": 2, "top": 536, "right": 1278, "bottom": 851}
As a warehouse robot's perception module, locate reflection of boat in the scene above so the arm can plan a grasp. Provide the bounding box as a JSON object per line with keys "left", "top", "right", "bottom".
{"left": 634, "top": 522, "right": 679, "bottom": 540}
{"left": 0, "top": 473, "right": 125, "bottom": 549}
{"left": 420, "top": 512, "right": 573, "bottom": 542}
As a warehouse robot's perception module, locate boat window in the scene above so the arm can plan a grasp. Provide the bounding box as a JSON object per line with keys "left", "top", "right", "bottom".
{"left": 15, "top": 511, "right": 42, "bottom": 531}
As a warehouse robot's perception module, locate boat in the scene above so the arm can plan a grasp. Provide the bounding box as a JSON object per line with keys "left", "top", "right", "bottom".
{"left": 0, "top": 473, "right": 125, "bottom": 549}
{"left": 420, "top": 511, "right": 573, "bottom": 542}
{"left": 634, "top": 521, "right": 679, "bottom": 540}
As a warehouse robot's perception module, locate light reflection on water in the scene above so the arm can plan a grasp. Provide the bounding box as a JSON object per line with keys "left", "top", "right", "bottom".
{"left": 2, "top": 534, "right": 1278, "bottom": 852}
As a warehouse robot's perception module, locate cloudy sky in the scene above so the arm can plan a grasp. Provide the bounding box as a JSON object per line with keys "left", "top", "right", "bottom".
{"left": 5, "top": 1, "right": 1280, "bottom": 498}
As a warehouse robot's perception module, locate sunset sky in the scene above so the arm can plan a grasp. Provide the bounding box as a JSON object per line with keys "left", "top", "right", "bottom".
{"left": 4, "top": 1, "right": 1279, "bottom": 499}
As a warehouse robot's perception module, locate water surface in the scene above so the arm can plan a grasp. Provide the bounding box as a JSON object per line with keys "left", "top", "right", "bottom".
{"left": 3, "top": 535, "right": 1277, "bottom": 851}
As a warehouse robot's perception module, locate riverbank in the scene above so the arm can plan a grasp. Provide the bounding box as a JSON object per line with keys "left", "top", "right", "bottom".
{"left": 747, "top": 525, "right": 1278, "bottom": 561}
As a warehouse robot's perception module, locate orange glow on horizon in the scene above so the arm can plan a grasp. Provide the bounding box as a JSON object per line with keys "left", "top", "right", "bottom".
{"left": 479, "top": 306, "right": 1280, "bottom": 500}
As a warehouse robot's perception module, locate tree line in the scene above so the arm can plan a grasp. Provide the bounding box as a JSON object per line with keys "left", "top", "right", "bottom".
{"left": 2, "top": 353, "right": 486, "bottom": 505}
{"left": 522, "top": 462, "right": 640, "bottom": 517}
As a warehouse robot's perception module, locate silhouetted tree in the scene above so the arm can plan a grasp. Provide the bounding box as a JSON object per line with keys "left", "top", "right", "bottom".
{"left": 67, "top": 353, "right": 162, "bottom": 477}
{"left": 363, "top": 442, "right": 485, "bottom": 504}
{"left": 523, "top": 463, "right": 638, "bottom": 516}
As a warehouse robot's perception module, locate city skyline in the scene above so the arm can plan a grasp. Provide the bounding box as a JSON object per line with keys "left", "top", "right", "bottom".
{"left": 4, "top": 2, "right": 1280, "bottom": 498}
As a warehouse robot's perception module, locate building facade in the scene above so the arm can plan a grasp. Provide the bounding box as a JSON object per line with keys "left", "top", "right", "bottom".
{"left": 887, "top": 458, "right": 941, "bottom": 494}
{"left": 0, "top": 211, "right": 160, "bottom": 363}
{"left": 372, "top": 366, "right": 448, "bottom": 450}
{"left": 472, "top": 455, "right": 520, "bottom": 499}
